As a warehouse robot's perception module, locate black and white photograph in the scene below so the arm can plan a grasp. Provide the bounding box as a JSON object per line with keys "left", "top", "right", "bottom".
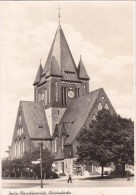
{"left": 0, "top": 1, "right": 135, "bottom": 195}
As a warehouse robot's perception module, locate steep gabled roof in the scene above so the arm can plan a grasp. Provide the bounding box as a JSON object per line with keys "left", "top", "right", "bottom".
{"left": 20, "top": 101, "right": 51, "bottom": 140}
{"left": 42, "top": 25, "right": 78, "bottom": 80}
{"left": 60, "top": 88, "right": 103, "bottom": 145}
{"left": 33, "top": 64, "right": 43, "bottom": 86}
{"left": 78, "top": 57, "right": 90, "bottom": 80}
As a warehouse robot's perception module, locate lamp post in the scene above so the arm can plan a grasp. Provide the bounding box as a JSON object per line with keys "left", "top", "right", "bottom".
{"left": 40, "top": 142, "right": 43, "bottom": 188}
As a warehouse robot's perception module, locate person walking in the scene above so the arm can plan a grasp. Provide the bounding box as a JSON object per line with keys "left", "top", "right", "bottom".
{"left": 126, "top": 170, "right": 130, "bottom": 181}
{"left": 67, "top": 174, "right": 72, "bottom": 183}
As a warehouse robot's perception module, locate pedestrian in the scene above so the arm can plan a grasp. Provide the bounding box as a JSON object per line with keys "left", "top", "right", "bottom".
{"left": 126, "top": 170, "right": 130, "bottom": 181}
{"left": 67, "top": 174, "right": 72, "bottom": 183}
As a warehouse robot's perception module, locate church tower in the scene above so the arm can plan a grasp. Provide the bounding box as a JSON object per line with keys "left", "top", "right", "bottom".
{"left": 33, "top": 21, "right": 90, "bottom": 136}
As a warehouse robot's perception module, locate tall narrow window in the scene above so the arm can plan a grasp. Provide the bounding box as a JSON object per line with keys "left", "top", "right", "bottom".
{"left": 38, "top": 93, "right": 41, "bottom": 102}
{"left": 84, "top": 84, "right": 86, "bottom": 93}
{"left": 22, "top": 139, "right": 25, "bottom": 154}
{"left": 64, "top": 86, "right": 67, "bottom": 103}
{"left": 98, "top": 102, "right": 102, "bottom": 111}
{"left": 54, "top": 136, "right": 58, "bottom": 153}
{"left": 61, "top": 135, "right": 65, "bottom": 151}
{"left": 55, "top": 82, "right": 58, "bottom": 102}
{"left": 41, "top": 91, "right": 45, "bottom": 102}
{"left": 104, "top": 103, "right": 109, "bottom": 110}
{"left": 62, "top": 86, "right": 67, "bottom": 104}
{"left": 48, "top": 82, "right": 50, "bottom": 103}
{"left": 62, "top": 86, "right": 64, "bottom": 104}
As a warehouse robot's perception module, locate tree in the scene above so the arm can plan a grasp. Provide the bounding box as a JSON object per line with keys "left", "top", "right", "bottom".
{"left": 77, "top": 109, "right": 134, "bottom": 178}
{"left": 2, "top": 147, "right": 54, "bottom": 179}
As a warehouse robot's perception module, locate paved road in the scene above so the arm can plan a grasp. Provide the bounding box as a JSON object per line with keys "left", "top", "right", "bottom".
{"left": 2, "top": 176, "right": 134, "bottom": 188}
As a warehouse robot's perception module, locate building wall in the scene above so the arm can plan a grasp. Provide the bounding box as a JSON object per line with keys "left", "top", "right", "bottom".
{"left": 45, "top": 107, "right": 66, "bottom": 136}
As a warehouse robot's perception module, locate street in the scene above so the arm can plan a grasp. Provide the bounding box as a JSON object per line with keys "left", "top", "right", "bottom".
{"left": 2, "top": 175, "right": 134, "bottom": 188}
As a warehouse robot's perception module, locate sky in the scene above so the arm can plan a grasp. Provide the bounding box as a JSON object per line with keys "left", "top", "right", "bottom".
{"left": 0, "top": 1, "right": 134, "bottom": 158}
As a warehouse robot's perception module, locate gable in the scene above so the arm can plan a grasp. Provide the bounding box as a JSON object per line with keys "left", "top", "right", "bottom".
{"left": 84, "top": 88, "right": 116, "bottom": 128}
{"left": 60, "top": 88, "right": 102, "bottom": 145}
{"left": 62, "top": 88, "right": 116, "bottom": 146}
{"left": 9, "top": 102, "right": 30, "bottom": 158}
{"left": 20, "top": 101, "right": 51, "bottom": 140}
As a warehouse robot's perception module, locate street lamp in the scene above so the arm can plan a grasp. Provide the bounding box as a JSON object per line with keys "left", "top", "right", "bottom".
{"left": 39, "top": 142, "right": 43, "bottom": 188}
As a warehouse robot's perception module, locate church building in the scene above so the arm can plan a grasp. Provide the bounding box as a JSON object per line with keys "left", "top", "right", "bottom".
{"left": 9, "top": 18, "right": 116, "bottom": 175}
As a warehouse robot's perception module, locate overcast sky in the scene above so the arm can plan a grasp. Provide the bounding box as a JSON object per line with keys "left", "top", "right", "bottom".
{"left": 0, "top": 1, "right": 134, "bottom": 158}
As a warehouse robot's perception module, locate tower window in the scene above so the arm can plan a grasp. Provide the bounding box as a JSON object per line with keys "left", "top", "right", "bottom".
{"left": 98, "top": 102, "right": 102, "bottom": 111}
{"left": 58, "top": 110, "right": 59, "bottom": 115}
{"left": 48, "top": 82, "right": 50, "bottom": 103}
{"left": 55, "top": 82, "right": 58, "bottom": 102}
{"left": 41, "top": 91, "right": 45, "bottom": 101}
{"left": 45, "top": 89, "right": 47, "bottom": 105}
{"left": 84, "top": 84, "right": 86, "bottom": 92}
{"left": 62, "top": 86, "right": 67, "bottom": 104}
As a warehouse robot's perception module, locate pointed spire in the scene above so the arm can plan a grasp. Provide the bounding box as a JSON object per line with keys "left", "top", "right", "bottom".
{"left": 33, "top": 61, "right": 43, "bottom": 86}
{"left": 78, "top": 56, "right": 90, "bottom": 80}
{"left": 42, "top": 25, "right": 78, "bottom": 80}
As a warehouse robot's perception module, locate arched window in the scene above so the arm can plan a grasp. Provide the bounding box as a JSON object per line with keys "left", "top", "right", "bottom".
{"left": 84, "top": 84, "right": 86, "bottom": 93}
{"left": 54, "top": 136, "right": 58, "bottom": 153}
{"left": 104, "top": 103, "right": 109, "bottom": 110}
{"left": 98, "top": 102, "right": 102, "bottom": 111}
{"left": 61, "top": 135, "right": 65, "bottom": 151}
{"left": 22, "top": 139, "right": 25, "bottom": 154}
{"left": 41, "top": 91, "right": 45, "bottom": 101}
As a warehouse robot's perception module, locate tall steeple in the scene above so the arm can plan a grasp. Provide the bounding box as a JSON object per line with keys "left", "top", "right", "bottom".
{"left": 42, "top": 21, "right": 78, "bottom": 80}
{"left": 33, "top": 13, "right": 90, "bottom": 136}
